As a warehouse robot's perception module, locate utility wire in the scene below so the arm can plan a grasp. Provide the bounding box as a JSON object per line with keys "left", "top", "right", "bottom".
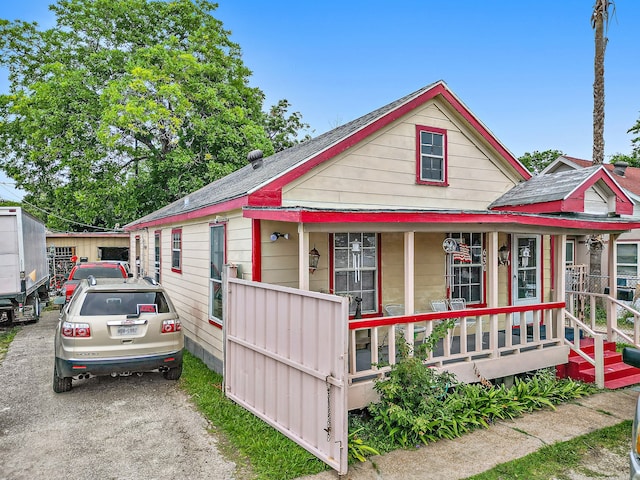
{"left": 0, "top": 183, "right": 124, "bottom": 232}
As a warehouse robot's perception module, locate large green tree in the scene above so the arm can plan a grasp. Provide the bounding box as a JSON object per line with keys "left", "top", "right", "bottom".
{"left": 518, "top": 149, "right": 564, "bottom": 174}
{"left": 591, "top": 0, "right": 614, "bottom": 165}
{"left": 589, "top": 0, "right": 614, "bottom": 289}
{"left": 627, "top": 120, "right": 640, "bottom": 161}
{"left": 0, "top": 0, "right": 306, "bottom": 231}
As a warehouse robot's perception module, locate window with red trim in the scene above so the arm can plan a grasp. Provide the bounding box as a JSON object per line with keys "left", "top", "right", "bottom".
{"left": 333, "top": 232, "right": 378, "bottom": 315}
{"left": 154, "top": 231, "right": 161, "bottom": 282}
{"left": 171, "top": 229, "right": 182, "bottom": 273}
{"left": 209, "top": 224, "right": 225, "bottom": 325}
{"left": 447, "top": 232, "right": 483, "bottom": 305}
{"left": 416, "top": 125, "right": 447, "bottom": 185}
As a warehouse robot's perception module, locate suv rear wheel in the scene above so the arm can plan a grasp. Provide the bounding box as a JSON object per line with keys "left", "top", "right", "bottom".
{"left": 163, "top": 363, "right": 183, "bottom": 380}
{"left": 53, "top": 363, "right": 72, "bottom": 393}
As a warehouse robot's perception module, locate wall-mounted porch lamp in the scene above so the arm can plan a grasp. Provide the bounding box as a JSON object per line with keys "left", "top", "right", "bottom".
{"left": 270, "top": 232, "right": 289, "bottom": 241}
{"left": 498, "top": 244, "right": 510, "bottom": 266}
{"left": 309, "top": 246, "right": 320, "bottom": 274}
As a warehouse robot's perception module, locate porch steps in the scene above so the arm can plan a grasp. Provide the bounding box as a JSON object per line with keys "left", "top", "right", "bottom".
{"left": 560, "top": 339, "right": 640, "bottom": 389}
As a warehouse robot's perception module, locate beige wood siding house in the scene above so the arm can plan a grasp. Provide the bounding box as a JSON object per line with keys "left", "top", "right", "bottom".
{"left": 125, "top": 80, "right": 640, "bottom": 382}
{"left": 47, "top": 232, "right": 130, "bottom": 288}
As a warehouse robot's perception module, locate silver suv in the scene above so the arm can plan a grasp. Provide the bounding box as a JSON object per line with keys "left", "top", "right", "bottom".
{"left": 53, "top": 277, "right": 183, "bottom": 393}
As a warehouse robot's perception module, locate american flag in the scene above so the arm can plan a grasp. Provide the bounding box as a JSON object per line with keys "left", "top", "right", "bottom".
{"left": 453, "top": 242, "right": 472, "bottom": 263}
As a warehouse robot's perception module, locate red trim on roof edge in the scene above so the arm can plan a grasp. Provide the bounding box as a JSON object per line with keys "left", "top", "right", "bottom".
{"left": 249, "top": 83, "right": 530, "bottom": 205}
{"left": 496, "top": 168, "right": 634, "bottom": 216}
{"left": 242, "top": 208, "right": 640, "bottom": 231}
{"left": 47, "top": 232, "right": 128, "bottom": 238}
{"left": 494, "top": 198, "right": 585, "bottom": 214}
{"left": 124, "top": 197, "right": 247, "bottom": 231}
{"left": 571, "top": 169, "right": 634, "bottom": 215}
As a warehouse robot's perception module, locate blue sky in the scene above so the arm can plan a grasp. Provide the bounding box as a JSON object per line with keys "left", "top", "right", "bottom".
{"left": 1, "top": 0, "right": 639, "bottom": 201}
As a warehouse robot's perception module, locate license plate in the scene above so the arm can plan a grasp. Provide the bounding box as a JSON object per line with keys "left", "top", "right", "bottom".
{"left": 117, "top": 326, "right": 138, "bottom": 336}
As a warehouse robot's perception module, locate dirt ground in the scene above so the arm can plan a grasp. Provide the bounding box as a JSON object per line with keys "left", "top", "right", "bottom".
{"left": 0, "top": 309, "right": 236, "bottom": 480}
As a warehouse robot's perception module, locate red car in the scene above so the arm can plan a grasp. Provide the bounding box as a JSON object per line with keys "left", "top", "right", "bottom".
{"left": 61, "top": 262, "right": 131, "bottom": 303}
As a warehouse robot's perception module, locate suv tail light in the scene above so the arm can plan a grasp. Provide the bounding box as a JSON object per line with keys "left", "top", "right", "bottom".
{"left": 161, "top": 319, "right": 181, "bottom": 333}
{"left": 62, "top": 322, "right": 91, "bottom": 337}
{"left": 65, "top": 284, "right": 76, "bottom": 301}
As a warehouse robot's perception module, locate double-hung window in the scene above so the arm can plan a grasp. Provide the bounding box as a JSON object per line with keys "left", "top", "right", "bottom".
{"left": 171, "top": 229, "right": 182, "bottom": 273}
{"left": 416, "top": 125, "right": 447, "bottom": 185}
{"left": 448, "top": 232, "right": 483, "bottom": 304}
{"left": 154, "top": 231, "right": 161, "bottom": 282}
{"left": 333, "top": 233, "right": 378, "bottom": 315}
{"left": 209, "top": 225, "right": 225, "bottom": 325}
{"left": 565, "top": 240, "right": 575, "bottom": 266}
{"left": 617, "top": 243, "right": 638, "bottom": 277}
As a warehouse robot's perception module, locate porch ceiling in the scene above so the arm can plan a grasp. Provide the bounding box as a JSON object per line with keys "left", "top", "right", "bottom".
{"left": 242, "top": 206, "right": 640, "bottom": 235}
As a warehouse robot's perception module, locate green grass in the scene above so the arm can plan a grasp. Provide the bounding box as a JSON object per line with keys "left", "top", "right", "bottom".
{"left": 0, "top": 326, "right": 19, "bottom": 363}
{"left": 465, "top": 420, "right": 631, "bottom": 480}
{"left": 179, "top": 351, "right": 329, "bottom": 480}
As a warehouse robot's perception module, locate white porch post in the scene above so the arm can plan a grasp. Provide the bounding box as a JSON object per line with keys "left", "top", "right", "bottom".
{"left": 608, "top": 233, "right": 620, "bottom": 342}
{"left": 486, "top": 231, "right": 498, "bottom": 308}
{"left": 404, "top": 231, "right": 415, "bottom": 343}
{"left": 553, "top": 234, "right": 567, "bottom": 340}
{"left": 299, "top": 223, "right": 310, "bottom": 291}
{"left": 486, "top": 231, "right": 499, "bottom": 352}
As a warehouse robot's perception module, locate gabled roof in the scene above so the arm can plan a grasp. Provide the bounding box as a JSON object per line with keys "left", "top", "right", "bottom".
{"left": 547, "top": 156, "right": 640, "bottom": 198}
{"left": 125, "top": 80, "right": 530, "bottom": 230}
{"left": 489, "top": 165, "right": 634, "bottom": 215}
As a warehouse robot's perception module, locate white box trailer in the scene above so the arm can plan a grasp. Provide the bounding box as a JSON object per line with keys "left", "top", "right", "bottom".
{"left": 0, "top": 207, "right": 50, "bottom": 324}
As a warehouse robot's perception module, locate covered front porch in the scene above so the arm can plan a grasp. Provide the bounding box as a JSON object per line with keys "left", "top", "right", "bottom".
{"left": 330, "top": 227, "right": 572, "bottom": 409}
{"left": 246, "top": 199, "right": 640, "bottom": 410}
{"left": 347, "top": 301, "right": 568, "bottom": 409}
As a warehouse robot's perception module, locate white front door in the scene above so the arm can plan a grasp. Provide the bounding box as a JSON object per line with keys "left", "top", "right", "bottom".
{"left": 512, "top": 235, "right": 541, "bottom": 325}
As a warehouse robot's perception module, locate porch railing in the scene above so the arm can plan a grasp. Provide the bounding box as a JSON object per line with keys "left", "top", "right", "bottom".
{"left": 566, "top": 291, "right": 640, "bottom": 347}
{"left": 347, "top": 302, "right": 566, "bottom": 385}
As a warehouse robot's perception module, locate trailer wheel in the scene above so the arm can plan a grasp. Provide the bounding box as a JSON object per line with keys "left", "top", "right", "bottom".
{"left": 0, "top": 309, "right": 13, "bottom": 326}
{"left": 53, "top": 363, "right": 72, "bottom": 393}
{"left": 27, "top": 295, "right": 40, "bottom": 324}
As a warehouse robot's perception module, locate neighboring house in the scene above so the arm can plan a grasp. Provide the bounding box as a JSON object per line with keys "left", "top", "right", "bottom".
{"left": 125, "top": 81, "right": 640, "bottom": 398}
{"left": 46, "top": 231, "right": 130, "bottom": 288}
{"left": 542, "top": 156, "right": 640, "bottom": 295}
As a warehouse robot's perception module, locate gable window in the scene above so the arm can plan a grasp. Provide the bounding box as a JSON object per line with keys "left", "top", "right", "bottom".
{"left": 171, "top": 228, "right": 182, "bottom": 273}
{"left": 447, "top": 232, "right": 483, "bottom": 304}
{"left": 416, "top": 125, "right": 447, "bottom": 185}
{"left": 209, "top": 225, "right": 225, "bottom": 325}
{"left": 333, "top": 233, "right": 378, "bottom": 315}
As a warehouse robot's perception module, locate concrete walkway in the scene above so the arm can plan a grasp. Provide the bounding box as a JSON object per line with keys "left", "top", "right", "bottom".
{"left": 298, "top": 388, "right": 638, "bottom": 480}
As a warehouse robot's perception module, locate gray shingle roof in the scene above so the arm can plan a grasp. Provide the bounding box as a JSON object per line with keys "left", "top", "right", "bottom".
{"left": 125, "top": 81, "right": 444, "bottom": 228}
{"left": 489, "top": 166, "right": 602, "bottom": 209}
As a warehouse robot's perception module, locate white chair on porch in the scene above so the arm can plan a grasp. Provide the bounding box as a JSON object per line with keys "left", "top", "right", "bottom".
{"left": 430, "top": 299, "right": 449, "bottom": 312}
{"left": 382, "top": 304, "right": 426, "bottom": 343}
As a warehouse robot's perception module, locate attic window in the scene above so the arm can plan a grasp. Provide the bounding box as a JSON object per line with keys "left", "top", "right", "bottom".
{"left": 416, "top": 125, "right": 447, "bottom": 186}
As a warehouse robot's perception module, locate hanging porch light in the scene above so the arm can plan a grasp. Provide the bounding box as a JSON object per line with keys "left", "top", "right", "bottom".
{"left": 498, "top": 244, "right": 510, "bottom": 266}
{"left": 309, "top": 246, "right": 320, "bottom": 274}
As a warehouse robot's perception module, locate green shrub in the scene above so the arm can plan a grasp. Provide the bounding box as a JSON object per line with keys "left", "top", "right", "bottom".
{"left": 365, "top": 323, "right": 598, "bottom": 449}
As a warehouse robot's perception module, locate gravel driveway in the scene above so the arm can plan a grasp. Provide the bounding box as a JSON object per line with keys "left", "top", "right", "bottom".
{"left": 0, "top": 310, "right": 236, "bottom": 480}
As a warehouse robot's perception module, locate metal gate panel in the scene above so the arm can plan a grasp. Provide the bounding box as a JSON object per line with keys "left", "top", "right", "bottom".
{"left": 224, "top": 277, "right": 349, "bottom": 474}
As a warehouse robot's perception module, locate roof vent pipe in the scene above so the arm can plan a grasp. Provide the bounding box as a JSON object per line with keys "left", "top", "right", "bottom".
{"left": 247, "top": 149, "right": 264, "bottom": 170}
{"left": 613, "top": 161, "right": 628, "bottom": 177}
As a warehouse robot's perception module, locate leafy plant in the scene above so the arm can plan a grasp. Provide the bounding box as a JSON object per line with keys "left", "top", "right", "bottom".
{"left": 367, "top": 323, "right": 599, "bottom": 450}
{"left": 348, "top": 428, "right": 380, "bottom": 462}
